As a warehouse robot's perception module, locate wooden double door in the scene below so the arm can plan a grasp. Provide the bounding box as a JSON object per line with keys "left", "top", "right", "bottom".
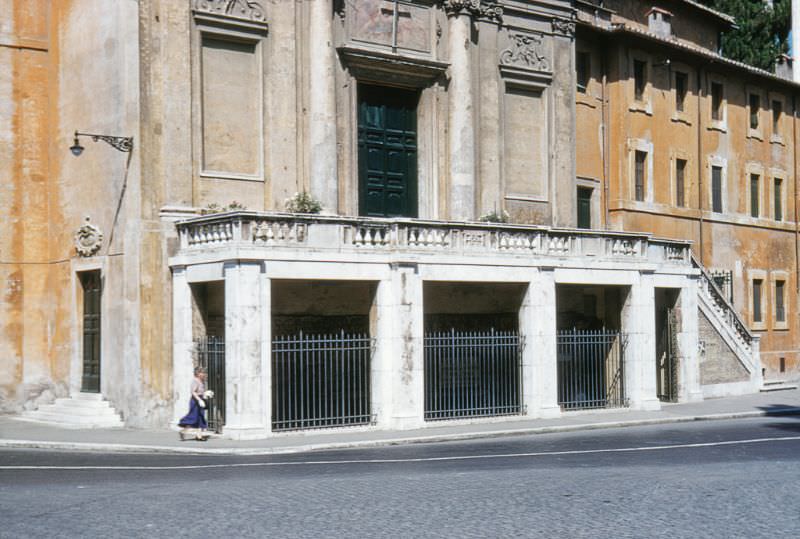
{"left": 357, "top": 84, "right": 419, "bottom": 218}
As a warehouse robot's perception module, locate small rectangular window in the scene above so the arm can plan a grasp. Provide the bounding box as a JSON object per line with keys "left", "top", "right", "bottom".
{"left": 576, "top": 51, "right": 590, "bottom": 92}
{"left": 577, "top": 187, "right": 592, "bottom": 229}
{"left": 635, "top": 150, "right": 647, "bottom": 202}
{"left": 711, "top": 82, "right": 724, "bottom": 121}
{"left": 780, "top": 357, "right": 786, "bottom": 373}
{"left": 712, "top": 166, "right": 723, "bottom": 213}
{"left": 675, "top": 72, "right": 688, "bottom": 112}
{"left": 634, "top": 60, "right": 646, "bottom": 101}
{"left": 750, "top": 174, "right": 760, "bottom": 218}
{"left": 753, "top": 279, "right": 763, "bottom": 323}
{"left": 776, "top": 280, "right": 785, "bottom": 322}
{"left": 774, "top": 178, "right": 783, "bottom": 221}
{"left": 675, "top": 159, "right": 686, "bottom": 207}
{"left": 772, "top": 100, "right": 782, "bottom": 134}
{"left": 749, "top": 94, "right": 760, "bottom": 130}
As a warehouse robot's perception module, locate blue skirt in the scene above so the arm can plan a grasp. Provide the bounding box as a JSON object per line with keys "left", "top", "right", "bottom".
{"left": 178, "top": 398, "right": 207, "bottom": 429}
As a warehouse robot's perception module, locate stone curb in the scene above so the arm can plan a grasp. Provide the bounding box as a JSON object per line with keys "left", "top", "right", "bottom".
{"left": 1, "top": 407, "right": 799, "bottom": 456}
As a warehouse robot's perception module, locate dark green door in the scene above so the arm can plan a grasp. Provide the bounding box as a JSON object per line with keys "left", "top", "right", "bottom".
{"left": 80, "top": 271, "right": 101, "bottom": 393}
{"left": 577, "top": 187, "right": 592, "bottom": 229}
{"left": 358, "top": 85, "right": 418, "bottom": 218}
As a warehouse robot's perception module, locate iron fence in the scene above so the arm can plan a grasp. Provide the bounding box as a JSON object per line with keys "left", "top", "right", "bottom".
{"left": 557, "top": 329, "right": 626, "bottom": 410}
{"left": 194, "top": 335, "right": 225, "bottom": 433}
{"left": 424, "top": 329, "right": 523, "bottom": 421}
{"left": 272, "top": 331, "right": 373, "bottom": 431}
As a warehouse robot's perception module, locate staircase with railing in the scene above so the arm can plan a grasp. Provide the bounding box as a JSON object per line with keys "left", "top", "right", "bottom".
{"left": 692, "top": 255, "right": 761, "bottom": 384}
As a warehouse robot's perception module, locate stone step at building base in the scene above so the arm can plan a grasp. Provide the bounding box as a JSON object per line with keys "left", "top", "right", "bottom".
{"left": 760, "top": 380, "right": 799, "bottom": 393}
{"left": 20, "top": 393, "right": 124, "bottom": 428}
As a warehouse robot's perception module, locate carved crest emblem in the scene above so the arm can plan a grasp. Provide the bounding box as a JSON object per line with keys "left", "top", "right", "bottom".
{"left": 75, "top": 216, "right": 103, "bottom": 257}
{"left": 500, "top": 33, "right": 550, "bottom": 72}
{"left": 193, "top": 0, "right": 266, "bottom": 22}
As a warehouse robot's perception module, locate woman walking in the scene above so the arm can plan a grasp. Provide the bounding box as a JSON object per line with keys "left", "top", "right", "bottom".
{"left": 179, "top": 366, "right": 210, "bottom": 441}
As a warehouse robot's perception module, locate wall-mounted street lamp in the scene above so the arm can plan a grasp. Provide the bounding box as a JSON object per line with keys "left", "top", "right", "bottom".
{"left": 70, "top": 131, "right": 134, "bottom": 156}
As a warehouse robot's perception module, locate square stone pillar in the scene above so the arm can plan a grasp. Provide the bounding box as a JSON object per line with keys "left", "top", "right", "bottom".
{"left": 224, "top": 261, "right": 269, "bottom": 439}
{"left": 524, "top": 268, "right": 561, "bottom": 418}
{"left": 677, "top": 276, "right": 703, "bottom": 402}
{"left": 622, "top": 272, "right": 660, "bottom": 410}
{"left": 172, "top": 266, "right": 194, "bottom": 425}
{"left": 371, "top": 279, "right": 394, "bottom": 429}
{"left": 389, "top": 264, "right": 424, "bottom": 429}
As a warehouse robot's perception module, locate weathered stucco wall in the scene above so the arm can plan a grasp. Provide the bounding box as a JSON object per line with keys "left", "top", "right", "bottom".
{"left": 576, "top": 12, "right": 800, "bottom": 381}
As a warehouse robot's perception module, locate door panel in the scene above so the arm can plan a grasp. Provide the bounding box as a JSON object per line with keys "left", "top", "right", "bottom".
{"left": 358, "top": 85, "right": 419, "bottom": 218}
{"left": 80, "top": 271, "right": 101, "bottom": 393}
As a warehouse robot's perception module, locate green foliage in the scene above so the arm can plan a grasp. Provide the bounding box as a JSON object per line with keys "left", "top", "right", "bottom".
{"left": 285, "top": 191, "right": 323, "bottom": 214}
{"left": 478, "top": 209, "right": 510, "bottom": 223}
{"left": 200, "top": 201, "right": 247, "bottom": 215}
{"left": 705, "top": 0, "right": 790, "bottom": 71}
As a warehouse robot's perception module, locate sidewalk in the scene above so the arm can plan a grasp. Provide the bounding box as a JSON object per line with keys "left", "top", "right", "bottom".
{"left": 2, "top": 390, "right": 799, "bottom": 456}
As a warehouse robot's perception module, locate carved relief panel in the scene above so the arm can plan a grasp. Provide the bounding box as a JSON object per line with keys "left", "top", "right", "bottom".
{"left": 343, "top": 0, "right": 435, "bottom": 55}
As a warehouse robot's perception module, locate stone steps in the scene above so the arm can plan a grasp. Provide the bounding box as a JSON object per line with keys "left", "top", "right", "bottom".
{"left": 20, "top": 393, "right": 124, "bottom": 428}
{"left": 760, "top": 380, "right": 799, "bottom": 393}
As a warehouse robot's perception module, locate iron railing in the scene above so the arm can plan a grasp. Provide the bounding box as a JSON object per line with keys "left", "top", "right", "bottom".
{"left": 424, "top": 329, "right": 523, "bottom": 421}
{"left": 194, "top": 335, "right": 226, "bottom": 433}
{"left": 557, "top": 329, "right": 626, "bottom": 410}
{"left": 272, "top": 331, "right": 374, "bottom": 431}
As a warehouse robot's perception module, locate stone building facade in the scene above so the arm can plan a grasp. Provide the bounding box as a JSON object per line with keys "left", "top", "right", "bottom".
{"left": 0, "top": 0, "right": 788, "bottom": 436}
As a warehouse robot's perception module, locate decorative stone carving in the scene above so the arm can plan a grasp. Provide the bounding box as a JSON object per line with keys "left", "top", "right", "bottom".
{"left": 75, "top": 216, "right": 103, "bottom": 257}
{"left": 442, "top": 0, "right": 502, "bottom": 22}
{"left": 551, "top": 17, "right": 576, "bottom": 37}
{"left": 193, "top": 0, "right": 266, "bottom": 22}
{"left": 500, "top": 33, "right": 550, "bottom": 72}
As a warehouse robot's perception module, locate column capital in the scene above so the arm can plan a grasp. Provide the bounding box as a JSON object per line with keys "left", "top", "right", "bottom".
{"left": 442, "top": 0, "right": 502, "bottom": 23}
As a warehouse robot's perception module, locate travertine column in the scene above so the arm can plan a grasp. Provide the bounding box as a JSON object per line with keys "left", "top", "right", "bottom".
{"left": 308, "top": 0, "right": 339, "bottom": 212}
{"left": 171, "top": 266, "right": 194, "bottom": 425}
{"left": 525, "top": 268, "right": 561, "bottom": 417}
{"left": 446, "top": 7, "right": 476, "bottom": 221}
{"left": 389, "top": 264, "right": 424, "bottom": 429}
{"left": 622, "top": 272, "right": 660, "bottom": 410}
{"left": 224, "top": 261, "right": 269, "bottom": 439}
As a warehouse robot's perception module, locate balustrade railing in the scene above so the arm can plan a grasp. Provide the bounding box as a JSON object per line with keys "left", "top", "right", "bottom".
{"left": 175, "top": 212, "right": 691, "bottom": 266}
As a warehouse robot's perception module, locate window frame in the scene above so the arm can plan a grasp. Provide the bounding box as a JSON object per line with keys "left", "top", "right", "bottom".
{"left": 771, "top": 271, "right": 789, "bottom": 330}
{"left": 748, "top": 269, "right": 768, "bottom": 330}
{"left": 749, "top": 172, "right": 760, "bottom": 218}
{"left": 773, "top": 175, "right": 784, "bottom": 222}
{"left": 707, "top": 74, "right": 727, "bottom": 131}
{"left": 770, "top": 93, "right": 785, "bottom": 144}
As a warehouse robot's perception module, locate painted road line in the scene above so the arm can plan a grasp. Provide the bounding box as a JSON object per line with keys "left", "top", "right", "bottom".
{"left": 1, "top": 435, "right": 799, "bottom": 471}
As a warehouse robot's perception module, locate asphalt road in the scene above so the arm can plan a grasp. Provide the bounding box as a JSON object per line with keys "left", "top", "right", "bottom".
{"left": 1, "top": 416, "right": 799, "bottom": 538}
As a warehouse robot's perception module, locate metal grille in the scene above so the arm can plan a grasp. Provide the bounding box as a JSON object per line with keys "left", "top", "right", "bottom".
{"left": 194, "top": 336, "right": 225, "bottom": 433}
{"left": 424, "top": 329, "right": 523, "bottom": 421}
{"left": 272, "top": 331, "right": 373, "bottom": 432}
{"left": 557, "top": 329, "right": 626, "bottom": 410}
{"left": 658, "top": 309, "right": 679, "bottom": 403}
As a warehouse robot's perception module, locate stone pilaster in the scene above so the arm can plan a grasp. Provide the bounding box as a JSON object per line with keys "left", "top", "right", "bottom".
{"left": 308, "top": 0, "right": 339, "bottom": 213}
{"left": 524, "top": 268, "right": 561, "bottom": 417}
{"left": 445, "top": 6, "right": 476, "bottom": 221}
{"left": 389, "top": 264, "right": 424, "bottom": 429}
{"left": 171, "top": 266, "right": 194, "bottom": 425}
{"left": 677, "top": 276, "right": 704, "bottom": 402}
{"left": 622, "top": 272, "right": 660, "bottom": 410}
{"left": 224, "top": 261, "right": 269, "bottom": 439}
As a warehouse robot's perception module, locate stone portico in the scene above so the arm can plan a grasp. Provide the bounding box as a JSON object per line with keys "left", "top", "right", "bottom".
{"left": 171, "top": 212, "right": 703, "bottom": 439}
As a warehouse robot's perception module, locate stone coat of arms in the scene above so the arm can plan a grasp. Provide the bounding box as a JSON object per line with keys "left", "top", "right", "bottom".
{"left": 75, "top": 217, "right": 103, "bottom": 257}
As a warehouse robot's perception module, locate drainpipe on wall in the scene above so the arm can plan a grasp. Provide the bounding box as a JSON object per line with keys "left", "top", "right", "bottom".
{"left": 601, "top": 40, "right": 610, "bottom": 229}
{"left": 696, "top": 64, "right": 705, "bottom": 264}
{"left": 793, "top": 95, "right": 799, "bottom": 294}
